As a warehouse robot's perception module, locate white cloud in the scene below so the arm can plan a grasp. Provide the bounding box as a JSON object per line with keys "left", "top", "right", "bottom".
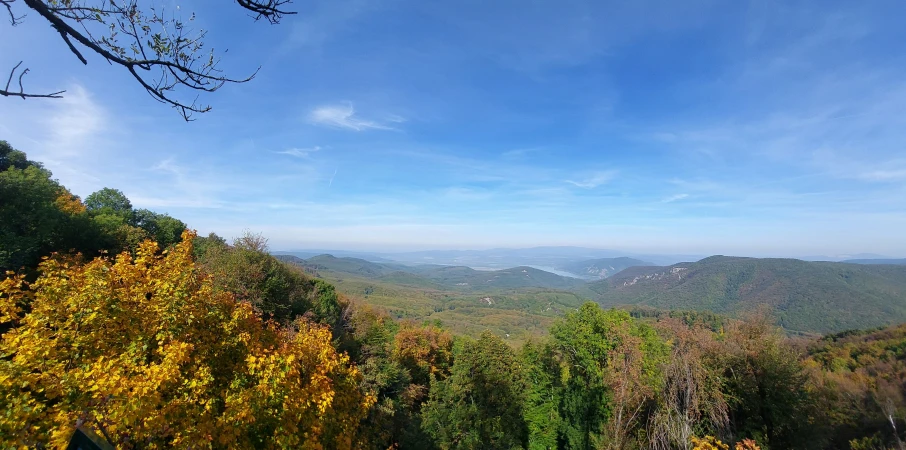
{"left": 565, "top": 171, "right": 617, "bottom": 189}
{"left": 662, "top": 193, "right": 689, "bottom": 203}
{"left": 308, "top": 102, "right": 401, "bottom": 131}
{"left": 47, "top": 85, "right": 105, "bottom": 154}
{"left": 277, "top": 146, "right": 322, "bottom": 158}
{"left": 0, "top": 84, "right": 110, "bottom": 195}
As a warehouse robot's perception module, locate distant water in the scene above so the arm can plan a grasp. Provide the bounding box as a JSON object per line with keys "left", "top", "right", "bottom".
{"left": 465, "top": 265, "right": 587, "bottom": 279}
{"left": 526, "top": 265, "right": 586, "bottom": 279}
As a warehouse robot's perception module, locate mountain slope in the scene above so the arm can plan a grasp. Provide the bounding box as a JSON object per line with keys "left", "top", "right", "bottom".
{"left": 558, "top": 257, "right": 656, "bottom": 279}
{"left": 302, "top": 254, "right": 411, "bottom": 278}
{"left": 843, "top": 258, "right": 906, "bottom": 265}
{"left": 587, "top": 256, "right": 906, "bottom": 333}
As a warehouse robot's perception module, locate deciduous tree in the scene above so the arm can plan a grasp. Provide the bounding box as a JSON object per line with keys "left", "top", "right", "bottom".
{"left": 0, "top": 231, "right": 373, "bottom": 448}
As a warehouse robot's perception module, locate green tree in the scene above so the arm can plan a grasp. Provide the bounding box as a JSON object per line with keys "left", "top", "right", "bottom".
{"left": 521, "top": 341, "right": 563, "bottom": 450}
{"left": 192, "top": 232, "right": 228, "bottom": 260}
{"left": 719, "top": 317, "right": 823, "bottom": 449}
{"left": 422, "top": 331, "right": 528, "bottom": 450}
{"left": 343, "top": 306, "right": 411, "bottom": 449}
{"left": 0, "top": 140, "right": 40, "bottom": 171}
{"left": 1, "top": 165, "right": 63, "bottom": 272}
{"left": 196, "top": 231, "right": 343, "bottom": 327}
{"left": 85, "top": 188, "right": 133, "bottom": 220}
{"left": 550, "top": 303, "right": 667, "bottom": 450}
{"left": 0, "top": 148, "right": 100, "bottom": 273}
{"left": 134, "top": 209, "right": 187, "bottom": 249}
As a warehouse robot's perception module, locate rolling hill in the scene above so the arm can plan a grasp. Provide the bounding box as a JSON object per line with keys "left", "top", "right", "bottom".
{"left": 558, "top": 257, "right": 656, "bottom": 279}
{"left": 304, "top": 254, "right": 409, "bottom": 277}
{"left": 586, "top": 256, "right": 906, "bottom": 333}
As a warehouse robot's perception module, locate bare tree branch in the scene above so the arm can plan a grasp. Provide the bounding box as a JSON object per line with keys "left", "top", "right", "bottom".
{"left": 1, "top": 62, "right": 66, "bottom": 99}
{"left": 3, "top": 0, "right": 294, "bottom": 120}
{"left": 1, "top": 0, "right": 24, "bottom": 25}
{"left": 236, "top": 0, "right": 295, "bottom": 24}
{"left": 57, "top": 28, "right": 89, "bottom": 65}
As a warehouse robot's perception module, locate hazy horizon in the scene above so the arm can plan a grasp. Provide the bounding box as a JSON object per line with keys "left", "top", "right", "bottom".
{"left": 4, "top": 0, "right": 906, "bottom": 256}
{"left": 270, "top": 245, "right": 900, "bottom": 262}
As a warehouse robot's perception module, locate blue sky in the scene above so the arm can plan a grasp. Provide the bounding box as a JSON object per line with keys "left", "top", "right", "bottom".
{"left": 2, "top": 0, "right": 906, "bottom": 256}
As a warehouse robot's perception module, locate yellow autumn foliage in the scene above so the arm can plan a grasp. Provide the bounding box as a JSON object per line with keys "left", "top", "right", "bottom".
{"left": 0, "top": 231, "right": 374, "bottom": 449}
{"left": 691, "top": 435, "right": 730, "bottom": 450}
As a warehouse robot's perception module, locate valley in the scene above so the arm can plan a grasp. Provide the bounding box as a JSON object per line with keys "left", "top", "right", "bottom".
{"left": 276, "top": 251, "right": 906, "bottom": 339}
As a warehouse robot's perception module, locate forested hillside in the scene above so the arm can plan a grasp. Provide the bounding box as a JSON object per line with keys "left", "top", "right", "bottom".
{"left": 280, "top": 253, "right": 587, "bottom": 291}
{"left": 587, "top": 255, "right": 906, "bottom": 333}
{"left": 281, "top": 251, "right": 906, "bottom": 337}
{"left": 3, "top": 142, "right": 906, "bottom": 449}
{"left": 844, "top": 258, "right": 906, "bottom": 265}
{"left": 0, "top": 141, "right": 186, "bottom": 275}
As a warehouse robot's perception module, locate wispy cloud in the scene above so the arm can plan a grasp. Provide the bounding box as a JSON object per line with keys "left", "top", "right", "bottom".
{"left": 662, "top": 193, "right": 689, "bottom": 203}
{"left": 308, "top": 102, "right": 402, "bottom": 131}
{"left": 0, "top": 84, "right": 111, "bottom": 194}
{"left": 857, "top": 169, "right": 906, "bottom": 182}
{"left": 47, "top": 85, "right": 106, "bottom": 155}
{"left": 565, "top": 171, "right": 617, "bottom": 189}
{"left": 277, "top": 146, "right": 322, "bottom": 158}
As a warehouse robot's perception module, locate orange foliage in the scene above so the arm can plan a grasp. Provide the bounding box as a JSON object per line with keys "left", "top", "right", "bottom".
{"left": 54, "top": 189, "right": 87, "bottom": 215}
{"left": 392, "top": 322, "right": 454, "bottom": 385}
{"left": 734, "top": 438, "right": 761, "bottom": 450}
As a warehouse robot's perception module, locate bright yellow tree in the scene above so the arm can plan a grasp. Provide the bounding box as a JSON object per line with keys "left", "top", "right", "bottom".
{"left": 691, "top": 435, "right": 730, "bottom": 450}
{"left": 0, "top": 231, "right": 373, "bottom": 449}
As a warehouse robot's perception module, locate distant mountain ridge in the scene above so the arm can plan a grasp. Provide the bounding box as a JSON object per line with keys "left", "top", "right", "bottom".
{"left": 558, "top": 257, "right": 656, "bottom": 279}
{"left": 275, "top": 247, "right": 704, "bottom": 268}
{"left": 277, "top": 253, "right": 585, "bottom": 291}
{"left": 843, "top": 258, "right": 906, "bottom": 265}
{"left": 276, "top": 252, "right": 906, "bottom": 335}
{"left": 587, "top": 255, "right": 906, "bottom": 333}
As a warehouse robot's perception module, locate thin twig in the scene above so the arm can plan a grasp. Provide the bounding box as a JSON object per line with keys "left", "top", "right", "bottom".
{"left": 0, "top": 61, "right": 65, "bottom": 99}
